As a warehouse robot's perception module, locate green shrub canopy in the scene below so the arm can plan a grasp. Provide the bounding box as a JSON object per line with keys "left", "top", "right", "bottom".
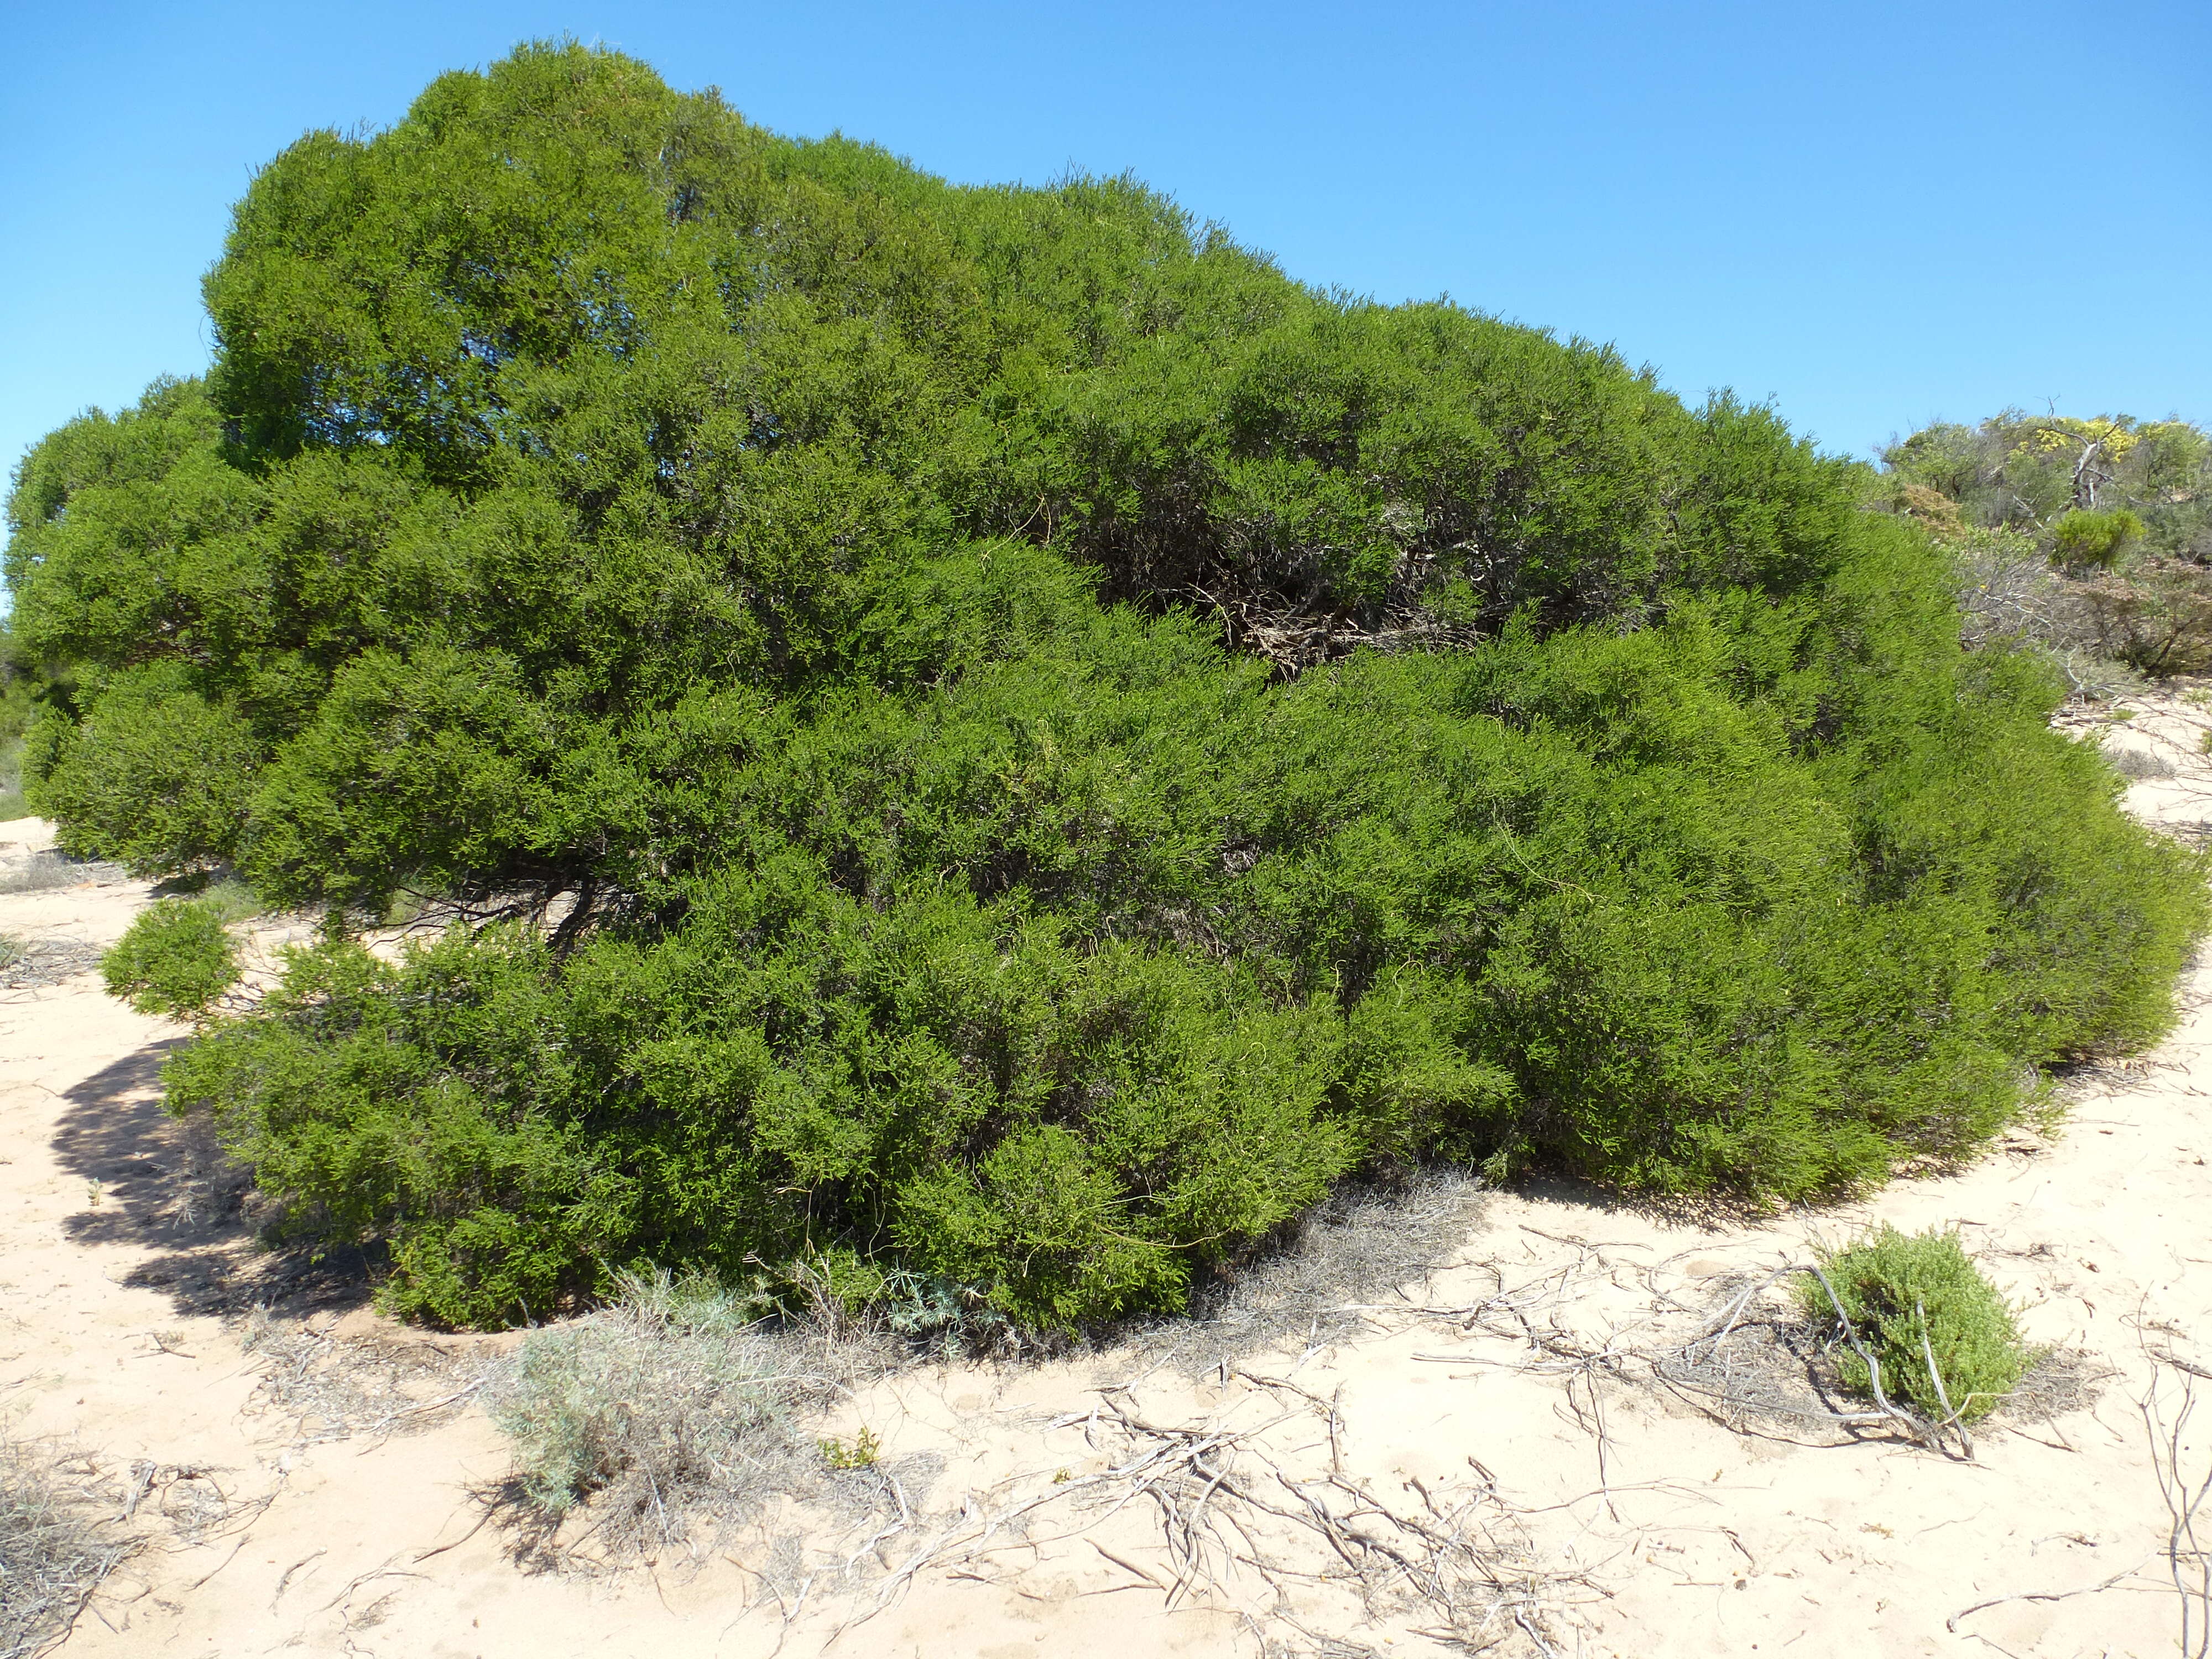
{"left": 8, "top": 45, "right": 2203, "bottom": 1327}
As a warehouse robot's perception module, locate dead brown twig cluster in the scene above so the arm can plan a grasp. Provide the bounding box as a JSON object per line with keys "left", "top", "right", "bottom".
{"left": 0, "top": 1431, "right": 272, "bottom": 1659}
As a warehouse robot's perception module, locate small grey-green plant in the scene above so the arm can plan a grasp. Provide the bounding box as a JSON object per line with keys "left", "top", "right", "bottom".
{"left": 194, "top": 879, "right": 262, "bottom": 925}
{"left": 491, "top": 1268, "right": 878, "bottom": 1551}
{"left": 1796, "top": 1225, "right": 2031, "bottom": 1423}
{"left": 2108, "top": 742, "right": 2178, "bottom": 779}
{"left": 0, "top": 851, "right": 78, "bottom": 895}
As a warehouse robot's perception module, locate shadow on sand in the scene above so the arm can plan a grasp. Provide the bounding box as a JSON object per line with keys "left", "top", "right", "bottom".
{"left": 48, "top": 1036, "right": 375, "bottom": 1320}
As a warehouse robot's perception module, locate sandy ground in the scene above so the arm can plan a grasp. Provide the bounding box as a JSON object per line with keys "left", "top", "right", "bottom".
{"left": 6, "top": 695, "right": 2212, "bottom": 1659}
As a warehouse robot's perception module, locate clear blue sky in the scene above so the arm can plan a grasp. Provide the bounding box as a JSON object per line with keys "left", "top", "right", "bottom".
{"left": 5, "top": 0, "right": 2207, "bottom": 503}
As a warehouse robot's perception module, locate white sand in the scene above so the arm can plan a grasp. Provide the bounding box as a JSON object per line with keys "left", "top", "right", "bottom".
{"left": 5, "top": 695, "right": 2210, "bottom": 1658}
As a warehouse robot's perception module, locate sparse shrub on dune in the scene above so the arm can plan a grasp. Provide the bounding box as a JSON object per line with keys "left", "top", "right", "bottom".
{"left": 1798, "top": 1225, "right": 2031, "bottom": 1423}
{"left": 12, "top": 43, "right": 2205, "bottom": 1331}
{"left": 491, "top": 1269, "right": 870, "bottom": 1548}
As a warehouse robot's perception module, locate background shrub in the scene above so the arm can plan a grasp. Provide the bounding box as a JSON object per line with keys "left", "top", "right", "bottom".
{"left": 0, "top": 628, "right": 34, "bottom": 824}
{"left": 1797, "top": 1225, "right": 2031, "bottom": 1422}
{"left": 1884, "top": 414, "right": 2210, "bottom": 564}
{"left": 9, "top": 43, "right": 2202, "bottom": 1331}
{"left": 1883, "top": 410, "right": 2212, "bottom": 677}
{"left": 2074, "top": 559, "right": 2212, "bottom": 677}
{"left": 2051, "top": 507, "right": 2144, "bottom": 570}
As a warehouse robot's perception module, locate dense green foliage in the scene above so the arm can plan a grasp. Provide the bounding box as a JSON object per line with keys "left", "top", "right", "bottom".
{"left": 100, "top": 899, "right": 241, "bottom": 1018}
{"left": 0, "top": 627, "right": 35, "bottom": 820}
{"left": 2049, "top": 507, "right": 2145, "bottom": 571}
{"left": 1798, "top": 1225, "right": 2031, "bottom": 1421}
{"left": 8, "top": 45, "right": 2204, "bottom": 1327}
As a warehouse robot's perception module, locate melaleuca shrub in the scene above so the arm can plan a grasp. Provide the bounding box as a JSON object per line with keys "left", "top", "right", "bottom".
{"left": 30, "top": 662, "right": 263, "bottom": 877}
{"left": 10, "top": 43, "right": 2202, "bottom": 1329}
{"left": 163, "top": 927, "right": 600, "bottom": 1326}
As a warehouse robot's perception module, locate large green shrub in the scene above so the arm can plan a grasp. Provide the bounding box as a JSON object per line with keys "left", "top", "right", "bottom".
{"left": 13, "top": 44, "right": 2206, "bottom": 1328}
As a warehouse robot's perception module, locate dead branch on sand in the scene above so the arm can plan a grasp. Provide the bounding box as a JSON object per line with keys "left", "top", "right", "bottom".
{"left": 791, "top": 1363, "right": 1598, "bottom": 1656}
{"left": 2142, "top": 1349, "right": 2212, "bottom": 1657}
{"left": 1368, "top": 1246, "right": 2002, "bottom": 1460}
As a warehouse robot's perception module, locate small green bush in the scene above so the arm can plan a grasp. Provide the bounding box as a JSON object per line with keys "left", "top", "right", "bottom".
{"left": 1796, "top": 1225, "right": 2031, "bottom": 1422}
{"left": 2051, "top": 507, "right": 2145, "bottom": 569}
{"left": 100, "top": 899, "right": 241, "bottom": 1019}
{"left": 818, "top": 1427, "right": 881, "bottom": 1470}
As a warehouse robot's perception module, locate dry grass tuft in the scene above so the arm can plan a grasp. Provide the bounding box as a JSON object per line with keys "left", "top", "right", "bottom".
{"left": 0, "top": 937, "right": 103, "bottom": 992}
{"left": 241, "top": 1312, "right": 485, "bottom": 1447}
{"left": 0, "top": 1434, "right": 133, "bottom": 1659}
{"left": 489, "top": 1269, "right": 908, "bottom": 1566}
{"left": 0, "top": 852, "right": 123, "bottom": 898}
